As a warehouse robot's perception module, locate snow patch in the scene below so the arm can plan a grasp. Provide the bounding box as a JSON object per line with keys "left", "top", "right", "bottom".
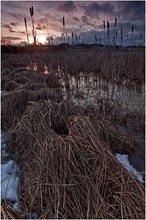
{"left": 1, "top": 131, "right": 19, "bottom": 207}
{"left": 116, "top": 153, "right": 143, "bottom": 183}
{"left": 1, "top": 160, "right": 19, "bottom": 202}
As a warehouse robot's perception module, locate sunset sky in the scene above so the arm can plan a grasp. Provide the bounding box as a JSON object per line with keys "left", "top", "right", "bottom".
{"left": 1, "top": 1, "right": 145, "bottom": 46}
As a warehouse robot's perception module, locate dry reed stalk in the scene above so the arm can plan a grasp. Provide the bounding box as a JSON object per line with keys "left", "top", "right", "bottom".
{"left": 1, "top": 200, "right": 21, "bottom": 219}
{"left": 7, "top": 102, "right": 144, "bottom": 219}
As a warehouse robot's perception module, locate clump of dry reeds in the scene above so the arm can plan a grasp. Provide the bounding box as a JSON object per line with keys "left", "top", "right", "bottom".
{"left": 4, "top": 80, "right": 19, "bottom": 92}
{"left": 1, "top": 89, "right": 33, "bottom": 131}
{"left": 34, "top": 88, "right": 63, "bottom": 103}
{"left": 7, "top": 101, "right": 144, "bottom": 219}
{"left": 18, "top": 82, "right": 45, "bottom": 91}
{"left": 1, "top": 88, "right": 64, "bottom": 131}
{"left": 46, "top": 73, "right": 60, "bottom": 88}
{"left": 14, "top": 76, "right": 29, "bottom": 84}
{"left": 1, "top": 75, "right": 12, "bottom": 90}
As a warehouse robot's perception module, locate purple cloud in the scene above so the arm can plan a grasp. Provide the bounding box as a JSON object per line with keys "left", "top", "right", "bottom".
{"left": 58, "top": 1, "right": 77, "bottom": 13}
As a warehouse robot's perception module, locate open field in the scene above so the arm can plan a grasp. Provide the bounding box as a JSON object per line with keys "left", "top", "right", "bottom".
{"left": 1, "top": 45, "right": 145, "bottom": 219}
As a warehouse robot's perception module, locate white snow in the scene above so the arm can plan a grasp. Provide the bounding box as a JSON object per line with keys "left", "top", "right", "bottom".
{"left": 1, "top": 160, "right": 19, "bottom": 202}
{"left": 1, "top": 131, "right": 20, "bottom": 210}
{"left": 116, "top": 153, "right": 143, "bottom": 183}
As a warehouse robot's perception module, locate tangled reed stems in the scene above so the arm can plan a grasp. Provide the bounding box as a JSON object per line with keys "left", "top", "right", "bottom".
{"left": 1, "top": 200, "right": 21, "bottom": 220}
{"left": 4, "top": 80, "right": 19, "bottom": 92}
{"left": 1, "top": 89, "right": 63, "bottom": 131}
{"left": 7, "top": 100, "right": 144, "bottom": 219}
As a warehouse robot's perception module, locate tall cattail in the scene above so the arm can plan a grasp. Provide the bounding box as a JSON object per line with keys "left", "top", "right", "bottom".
{"left": 121, "top": 29, "right": 123, "bottom": 46}
{"left": 115, "top": 18, "right": 117, "bottom": 27}
{"left": 107, "top": 21, "right": 110, "bottom": 45}
{"left": 24, "top": 17, "right": 29, "bottom": 44}
{"left": 72, "top": 31, "right": 74, "bottom": 45}
{"left": 75, "top": 30, "right": 78, "bottom": 44}
{"left": 62, "top": 17, "right": 65, "bottom": 43}
{"left": 132, "top": 26, "right": 134, "bottom": 46}
{"left": 114, "top": 18, "right": 117, "bottom": 46}
{"left": 30, "top": 5, "right": 36, "bottom": 45}
{"left": 30, "top": 6, "right": 34, "bottom": 17}
{"left": 30, "top": 7, "right": 32, "bottom": 17}
{"left": 103, "top": 21, "right": 105, "bottom": 46}
{"left": 107, "top": 21, "right": 109, "bottom": 30}
{"left": 63, "top": 17, "right": 65, "bottom": 26}
{"left": 103, "top": 20, "right": 105, "bottom": 29}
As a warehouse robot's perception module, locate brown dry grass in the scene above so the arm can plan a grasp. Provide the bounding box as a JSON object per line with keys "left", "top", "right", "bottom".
{"left": 1, "top": 200, "right": 21, "bottom": 220}
{"left": 1, "top": 76, "right": 12, "bottom": 90}
{"left": 4, "top": 80, "right": 19, "bottom": 92}
{"left": 7, "top": 100, "right": 144, "bottom": 219}
{"left": 1, "top": 88, "right": 63, "bottom": 131}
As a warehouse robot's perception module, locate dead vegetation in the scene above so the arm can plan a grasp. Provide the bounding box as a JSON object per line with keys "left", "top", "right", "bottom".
{"left": 1, "top": 47, "right": 144, "bottom": 219}
{"left": 1, "top": 89, "right": 63, "bottom": 131}
{"left": 6, "top": 100, "right": 144, "bottom": 219}
{"left": 4, "top": 80, "right": 19, "bottom": 92}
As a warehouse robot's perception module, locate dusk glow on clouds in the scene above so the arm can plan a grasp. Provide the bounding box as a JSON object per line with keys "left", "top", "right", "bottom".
{"left": 1, "top": 1, "right": 145, "bottom": 45}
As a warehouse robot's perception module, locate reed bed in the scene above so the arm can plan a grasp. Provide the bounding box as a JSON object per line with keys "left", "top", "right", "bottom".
{"left": 2, "top": 47, "right": 144, "bottom": 87}
{"left": 1, "top": 88, "right": 63, "bottom": 131}
{"left": 2, "top": 46, "right": 144, "bottom": 219}
{"left": 6, "top": 100, "right": 144, "bottom": 219}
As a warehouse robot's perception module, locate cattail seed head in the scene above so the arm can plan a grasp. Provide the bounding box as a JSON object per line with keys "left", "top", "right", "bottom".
{"left": 24, "top": 17, "right": 27, "bottom": 28}
{"left": 63, "top": 17, "right": 65, "bottom": 26}
{"left": 115, "top": 18, "right": 117, "bottom": 27}
{"left": 30, "top": 6, "right": 34, "bottom": 17}
{"left": 107, "top": 21, "right": 109, "bottom": 30}
{"left": 103, "top": 20, "right": 105, "bottom": 29}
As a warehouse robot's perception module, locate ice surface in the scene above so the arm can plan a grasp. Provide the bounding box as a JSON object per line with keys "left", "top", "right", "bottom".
{"left": 1, "top": 131, "right": 19, "bottom": 203}
{"left": 13, "top": 201, "right": 19, "bottom": 211}
{"left": 116, "top": 153, "right": 143, "bottom": 182}
{"left": 1, "top": 160, "right": 19, "bottom": 202}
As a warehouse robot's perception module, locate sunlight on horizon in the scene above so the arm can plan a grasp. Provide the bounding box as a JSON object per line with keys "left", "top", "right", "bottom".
{"left": 37, "top": 35, "right": 47, "bottom": 44}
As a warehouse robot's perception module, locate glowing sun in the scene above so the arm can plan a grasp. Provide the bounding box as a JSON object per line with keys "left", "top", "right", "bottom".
{"left": 37, "top": 35, "right": 46, "bottom": 44}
